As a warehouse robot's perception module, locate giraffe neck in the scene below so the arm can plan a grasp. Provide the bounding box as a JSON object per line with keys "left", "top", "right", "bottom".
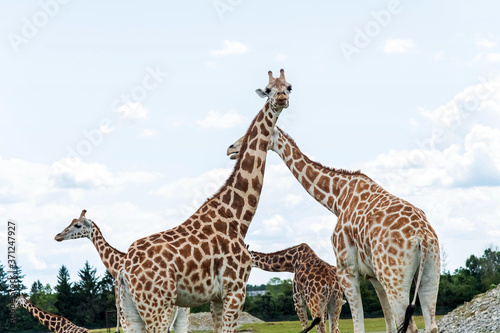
{"left": 91, "top": 222, "right": 125, "bottom": 278}
{"left": 23, "top": 300, "right": 68, "bottom": 332}
{"left": 271, "top": 127, "right": 373, "bottom": 216}
{"left": 212, "top": 100, "right": 281, "bottom": 238}
{"left": 251, "top": 244, "right": 310, "bottom": 272}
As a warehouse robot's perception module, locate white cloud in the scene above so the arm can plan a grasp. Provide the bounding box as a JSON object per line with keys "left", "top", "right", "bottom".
{"left": 416, "top": 74, "right": 500, "bottom": 148}
{"left": 487, "top": 53, "right": 500, "bottom": 62}
{"left": 210, "top": 40, "right": 249, "bottom": 57}
{"left": 383, "top": 39, "right": 416, "bottom": 53}
{"left": 196, "top": 110, "right": 246, "bottom": 129}
{"left": 152, "top": 168, "right": 232, "bottom": 217}
{"left": 261, "top": 215, "right": 286, "bottom": 233}
{"left": 116, "top": 102, "right": 148, "bottom": 120}
{"left": 138, "top": 129, "right": 157, "bottom": 137}
{"left": 476, "top": 38, "right": 495, "bottom": 49}
{"left": 0, "top": 157, "right": 51, "bottom": 203}
{"left": 283, "top": 194, "right": 303, "bottom": 206}
{"left": 51, "top": 158, "right": 163, "bottom": 190}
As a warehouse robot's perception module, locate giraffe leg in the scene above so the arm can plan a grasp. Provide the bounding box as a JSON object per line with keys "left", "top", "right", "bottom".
{"left": 220, "top": 291, "right": 246, "bottom": 333}
{"left": 171, "top": 307, "right": 190, "bottom": 333}
{"left": 417, "top": 251, "right": 439, "bottom": 333}
{"left": 306, "top": 297, "right": 326, "bottom": 333}
{"left": 293, "top": 290, "right": 309, "bottom": 330}
{"left": 146, "top": 305, "right": 177, "bottom": 333}
{"left": 114, "top": 278, "right": 122, "bottom": 333}
{"left": 119, "top": 275, "right": 145, "bottom": 333}
{"left": 336, "top": 267, "right": 365, "bottom": 333}
{"left": 326, "top": 289, "right": 343, "bottom": 333}
{"left": 384, "top": 270, "right": 418, "bottom": 333}
{"left": 211, "top": 300, "right": 224, "bottom": 333}
{"left": 369, "top": 278, "right": 396, "bottom": 333}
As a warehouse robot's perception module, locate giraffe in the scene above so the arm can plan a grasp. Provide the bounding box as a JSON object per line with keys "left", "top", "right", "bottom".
{"left": 227, "top": 127, "right": 440, "bottom": 333}
{"left": 54, "top": 209, "right": 190, "bottom": 333}
{"left": 249, "top": 243, "right": 345, "bottom": 333}
{"left": 118, "top": 69, "right": 292, "bottom": 333}
{"left": 12, "top": 295, "right": 89, "bottom": 333}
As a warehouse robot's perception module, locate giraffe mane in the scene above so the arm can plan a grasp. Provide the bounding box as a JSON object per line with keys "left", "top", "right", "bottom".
{"left": 202, "top": 110, "right": 261, "bottom": 204}
{"left": 91, "top": 221, "right": 127, "bottom": 257}
{"left": 252, "top": 243, "right": 311, "bottom": 256}
{"left": 277, "top": 127, "right": 369, "bottom": 177}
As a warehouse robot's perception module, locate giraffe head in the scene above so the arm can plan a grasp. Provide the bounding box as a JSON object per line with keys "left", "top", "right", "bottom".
{"left": 54, "top": 209, "right": 93, "bottom": 242}
{"left": 256, "top": 69, "right": 292, "bottom": 111}
{"left": 12, "top": 295, "right": 28, "bottom": 309}
{"left": 227, "top": 128, "right": 279, "bottom": 160}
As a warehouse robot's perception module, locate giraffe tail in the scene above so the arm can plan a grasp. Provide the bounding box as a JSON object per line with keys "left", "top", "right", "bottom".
{"left": 398, "top": 236, "right": 428, "bottom": 333}
{"left": 299, "top": 317, "right": 321, "bottom": 333}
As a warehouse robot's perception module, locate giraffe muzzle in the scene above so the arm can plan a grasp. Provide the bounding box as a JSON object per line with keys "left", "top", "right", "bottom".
{"left": 54, "top": 234, "right": 64, "bottom": 242}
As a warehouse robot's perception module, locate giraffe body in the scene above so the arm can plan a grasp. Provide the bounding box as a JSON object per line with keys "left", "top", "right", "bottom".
{"left": 13, "top": 295, "right": 89, "bottom": 333}
{"left": 250, "top": 243, "right": 344, "bottom": 333}
{"left": 120, "top": 70, "right": 292, "bottom": 333}
{"left": 228, "top": 127, "right": 440, "bottom": 333}
{"left": 54, "top": 210, "right": 190, "bottom": 333}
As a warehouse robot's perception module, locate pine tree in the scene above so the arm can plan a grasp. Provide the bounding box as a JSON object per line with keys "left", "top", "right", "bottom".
{"left": 7, "top": 263, "right": 26, "bottom": 296}
{"left": 73, "top": 261, "right": 102, "bottom": 327}
{"left": 99, "top": 270, "right": 117, "bottom": 327}
{"left": 0, "top": 263, "right": 11, "bottom": 332}
{"left": 55, "top": 265, "right": 73, "bottom": 320}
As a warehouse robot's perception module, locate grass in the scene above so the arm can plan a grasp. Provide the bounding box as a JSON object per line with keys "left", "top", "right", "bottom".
{"left": 89, "top": 315, "right": 444, "bottom": 333}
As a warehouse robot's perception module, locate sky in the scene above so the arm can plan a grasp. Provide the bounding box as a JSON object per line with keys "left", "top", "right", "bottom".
{"left": 1, "top": 0, "right": 500, "bottom": 291}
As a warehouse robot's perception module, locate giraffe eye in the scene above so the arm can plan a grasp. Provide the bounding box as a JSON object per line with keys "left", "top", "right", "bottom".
{"left": 75, "top": 224, "right": 82, "bottom": 228}
{"left": 287, "top": 85, "right": 292, "bottom": 92}
{"left": 265, "top": 88, "right": 271, "bottom": 94}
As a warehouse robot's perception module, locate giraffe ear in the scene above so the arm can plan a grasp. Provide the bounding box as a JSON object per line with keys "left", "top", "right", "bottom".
{"left": 255, "top": 89, "right": 268, "bottom": 98}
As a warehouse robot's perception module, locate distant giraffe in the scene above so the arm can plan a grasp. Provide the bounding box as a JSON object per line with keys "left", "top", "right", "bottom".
{"left": 227, "top": 127, "right": 440, "bottom": 333}
{"left": 250, "top": 243, "right": 345, "bottom": 333}
{"left": 54, "top": 209, "right": 190, "bottom": 333}
{"left": 118, "top": 69, "right": 292, "bottom": 333}
{"left": 12, "top": 295, "right": 89, "bottom": 333}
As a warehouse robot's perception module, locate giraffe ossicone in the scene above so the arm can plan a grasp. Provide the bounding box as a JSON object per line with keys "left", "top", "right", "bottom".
{"left": 54, "top": 210, "right": 190, "bottom": 333}
{"left": 250, "top": 243, "right": 344, "bottom": 333}
{"left": 228, "top": 126, "right": 440, "bottom": 333}
{"left": 115, "top": 69, "right": 292, "bottom": 333}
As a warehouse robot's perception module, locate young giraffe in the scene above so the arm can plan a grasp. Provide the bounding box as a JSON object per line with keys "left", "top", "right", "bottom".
{"left": 54, "top": 209, "right": 190, "bottom": 333}
{"left": 12, "top": 295, "right": 89, "bottom": 333}
{"left": 227, "top": 127, "right": 440, "bottom": 333}
{"left": 119, "top": 69, "right": 292, "bottom": 333}
{"left": 249, "top": 243, "right": 345, "bottom": 333}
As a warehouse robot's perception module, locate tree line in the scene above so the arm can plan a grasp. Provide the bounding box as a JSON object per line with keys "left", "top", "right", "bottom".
{"left": 1, "top": 246, "right": 500, "bottom": 330}
{"left": 2, "top": 262, "right": 116, "bottom": 331}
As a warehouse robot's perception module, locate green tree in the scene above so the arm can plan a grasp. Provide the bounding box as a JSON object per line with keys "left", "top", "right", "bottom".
{"left": 99, "top": 270, "right": 117, "bottom": 327}
{"left": 55, "top": 265, "right": 74, "bottom": 320}
{"left": 7, "top": 263, "right": 26, "bottom": 296}
{"left": 73, "top": 261, "right": 102, "bottom": 327}
{"left": 30, "top": 281, "right": 57, "bottom": 314}
{"left": 0, "top": 263, "right": 11, "bottom": 332}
